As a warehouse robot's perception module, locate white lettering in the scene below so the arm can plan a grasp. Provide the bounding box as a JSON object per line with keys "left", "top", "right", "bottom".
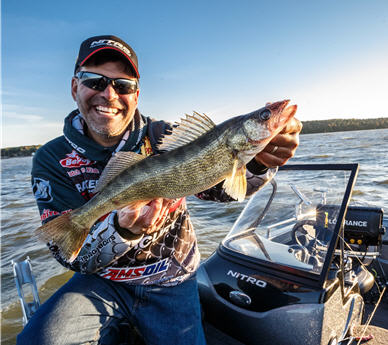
{"left": 227, "top": 270, "right": 238, "bottom": 278}
{"left": 75, "top": 180, "right": 98, "bottom": 193}
{"left": 65, "top": 136, "right": 86, "bottom": 153}
{"left": 328, "top": 218, "right": 368, "bottom": 227}
{"left": 246, "top": 277, "right": 256, "bottom": 284}
{"left": 227, "top": 270, "right": 267, "bottom": 288}
{"left": 90, "top": 39, "right": 132, "bottom": 57}
{"left": 256, "top": 280, "right": 267, "bottom": 288}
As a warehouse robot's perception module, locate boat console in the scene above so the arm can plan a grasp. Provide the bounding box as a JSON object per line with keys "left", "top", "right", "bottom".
{"left": 199, "top": 164, "right": 385, "bottom": 345}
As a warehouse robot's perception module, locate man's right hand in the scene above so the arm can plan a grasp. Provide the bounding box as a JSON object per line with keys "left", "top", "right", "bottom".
{"left": 117, "top": 198, "right": 173, "bottom": 235}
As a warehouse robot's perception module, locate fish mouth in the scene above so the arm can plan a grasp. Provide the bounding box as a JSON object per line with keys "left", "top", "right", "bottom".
{"left": 247, "top": 100, "right": 298, "bottom": 146}
{"left": 267, "top": 99, "right": 297, "bottom": 129}
{"left": 267, "top": 100, "right": 297, "bottom": 119}
{"left": 267, "top": 99, "right": 290, "bottom": 113}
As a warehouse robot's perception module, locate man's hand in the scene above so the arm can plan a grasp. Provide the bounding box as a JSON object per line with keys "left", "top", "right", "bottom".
{"left": 255, "top": 117, "right": 303, "bottom": 168}
{"left": 117, "top": 198, "right": 173, "bottom": 235}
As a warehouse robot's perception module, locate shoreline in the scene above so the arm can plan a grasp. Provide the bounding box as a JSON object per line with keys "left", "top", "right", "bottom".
{"left": 2, "top": 125, "right": 388, "bottom": 159}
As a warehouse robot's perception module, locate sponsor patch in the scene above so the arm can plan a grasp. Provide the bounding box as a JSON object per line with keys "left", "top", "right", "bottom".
{"left": 32, "top": 178, "right": 53, "bottom": 202}
{"left": 59, "top": 150, "right": 95, "bottom": 168}
{"left": 102, "top": 259, "right": 169, "bottom": 281}
{"left": 78, "top": 234, "right": 116, "bottom": 263}
{"left": 41, "top": 208, "right": 72, "bottom": 221}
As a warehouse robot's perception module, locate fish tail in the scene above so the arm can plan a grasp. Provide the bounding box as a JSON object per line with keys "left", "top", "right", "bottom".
{"left": 34, "top": 212, "right": 89, "bottom": 261}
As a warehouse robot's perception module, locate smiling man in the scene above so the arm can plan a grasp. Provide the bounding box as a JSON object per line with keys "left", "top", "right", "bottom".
{"left": 18, "top": 35, "right": 302, "bottom": 345}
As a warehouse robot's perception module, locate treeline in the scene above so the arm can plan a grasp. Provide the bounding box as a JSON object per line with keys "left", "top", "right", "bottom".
{"left": 1, "top": 145, "right": 41, "bottom": 158}
{"left": 301, "top": 117, "right": 388, "bottom": 134}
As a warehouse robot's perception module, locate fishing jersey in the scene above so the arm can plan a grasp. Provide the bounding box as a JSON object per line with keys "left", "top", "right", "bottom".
{"left": 32, "top": 109, "right": 275, "bottom": 286}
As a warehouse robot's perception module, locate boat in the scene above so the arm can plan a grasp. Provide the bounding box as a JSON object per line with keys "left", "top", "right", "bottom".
{"left": 12, "top": 163, "right": 387, "bottom": 345}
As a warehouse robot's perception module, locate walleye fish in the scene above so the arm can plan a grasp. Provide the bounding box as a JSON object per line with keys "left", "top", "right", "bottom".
{"left": 36, "top": 100, "right": 297, "bottom": 260}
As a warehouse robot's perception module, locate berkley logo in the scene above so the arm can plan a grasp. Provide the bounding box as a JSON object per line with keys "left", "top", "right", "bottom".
{"left": 59, "top": 150, "right": 95, "bottom": 168}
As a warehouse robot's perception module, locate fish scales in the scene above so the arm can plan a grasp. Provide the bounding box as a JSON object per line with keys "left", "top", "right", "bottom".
{"left": 74, "top": 125, "right": 234, "bottom": 229}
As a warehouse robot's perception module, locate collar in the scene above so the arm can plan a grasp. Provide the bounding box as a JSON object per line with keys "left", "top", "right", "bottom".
{"left": 63, "top": 109, "right": 148, "bottom": 162}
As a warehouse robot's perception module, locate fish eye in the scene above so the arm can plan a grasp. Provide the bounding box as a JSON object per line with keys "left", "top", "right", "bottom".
{"left": 259, "top": 109, "right": 271, "bottom": 121}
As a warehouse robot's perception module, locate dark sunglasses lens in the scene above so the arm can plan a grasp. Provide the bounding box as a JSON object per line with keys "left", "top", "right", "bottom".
{"left": 81, "top": 77, "right": 108, "bottom": 91}
{"left": 113, "top": 79, "right": 137, "bottom": 94}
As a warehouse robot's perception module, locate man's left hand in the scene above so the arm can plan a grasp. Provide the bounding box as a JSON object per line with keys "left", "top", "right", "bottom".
{"left": 255, "top": 117, "right": 303, "bottom": 168}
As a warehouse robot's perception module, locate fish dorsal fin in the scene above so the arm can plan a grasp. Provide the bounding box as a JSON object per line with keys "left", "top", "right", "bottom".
{"left": 93, "top": 152, "right": 146, "bottom": 193}
{"left": 223, "top": 160, "right": 247, "bottom": 202}
{"left": 157, "top": 111, "right": 216, "bottom": 151}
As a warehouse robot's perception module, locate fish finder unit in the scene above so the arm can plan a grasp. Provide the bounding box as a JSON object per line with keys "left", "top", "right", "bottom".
{"left": 316, "top": 205, "right": 385, "bottom": 247}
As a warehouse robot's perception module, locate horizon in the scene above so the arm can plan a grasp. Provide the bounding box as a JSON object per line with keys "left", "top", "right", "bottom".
{"left": 2, "top": 1, "right": 388, "bottom": 147}
{"left": 3, "top": 117, "right": 387, "bottom": 150}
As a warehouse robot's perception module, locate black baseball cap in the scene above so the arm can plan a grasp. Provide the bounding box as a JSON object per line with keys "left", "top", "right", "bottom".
{"left": 74, "top": 35, "right": 140, "bottom": 78}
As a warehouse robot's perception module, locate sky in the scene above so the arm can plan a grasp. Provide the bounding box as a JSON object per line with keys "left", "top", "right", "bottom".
{"left": 2, "top": 0, "right": 388, "bottom": 147}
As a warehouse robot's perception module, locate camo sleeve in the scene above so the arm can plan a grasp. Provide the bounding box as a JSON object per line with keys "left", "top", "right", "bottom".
{"left": 196, "top": 163, "right": 277, "bottom": 202}
{"left": 73, "top": 212, "right": 145, "bottom": 273}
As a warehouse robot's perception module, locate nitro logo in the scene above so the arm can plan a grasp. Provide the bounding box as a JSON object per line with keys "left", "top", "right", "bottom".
{"left": 227, "top": 270, "right": 267, "bottom": 288}
{"left": 32, "top": 178, "right": 53, "bottom": 202}
{"left": 102, "top": 259, "right": 169, "bottom": 281}
{"left": 59, "top": 150, "right": 95, "bottom": 168}
{"left": 90, "top": 39, "right": 132, "bottom": 57}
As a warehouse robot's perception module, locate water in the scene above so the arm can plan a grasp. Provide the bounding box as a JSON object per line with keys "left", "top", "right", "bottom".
{"left": 1, "top": 129, "right": 388, "bottom": 343}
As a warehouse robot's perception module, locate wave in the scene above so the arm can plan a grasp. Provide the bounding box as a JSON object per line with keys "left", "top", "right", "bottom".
{"left": 311, "top": 154, "right": 332, "bottom": 159}
{"left": 351, "top": 190, "right": 365, "bottom": 196}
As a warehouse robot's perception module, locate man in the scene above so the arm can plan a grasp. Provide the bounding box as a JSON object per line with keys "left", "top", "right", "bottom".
{"left": 18, "top": 35, "right": 302, "bottom": 345}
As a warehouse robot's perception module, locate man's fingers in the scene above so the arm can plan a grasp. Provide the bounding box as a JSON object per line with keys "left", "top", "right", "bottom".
{"left": 256, "top": 151, "right": 291, "bottom": 168}
{"left": 117, "top": 198, "right": 175, "bottom": 234}
{"left": 145, "top": 199, "right": 163, "bottom": 227}
{"left": 280, "top": 117, "right": 303, "bottom": 134}
{"left": 263, "top": 134, "right": 299, "bottom": 152}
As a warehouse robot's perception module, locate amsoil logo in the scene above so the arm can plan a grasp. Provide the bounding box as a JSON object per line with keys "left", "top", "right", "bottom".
{"left": 59, "top": 150, "right": 95, "bottom": 168}
{"left": 102, "top": 259, "right": 169, "bottom": 281}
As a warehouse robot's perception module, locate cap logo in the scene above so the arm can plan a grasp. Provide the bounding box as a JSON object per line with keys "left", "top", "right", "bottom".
{"left": 90, "top": 39, "right": 132, "bottom": 57}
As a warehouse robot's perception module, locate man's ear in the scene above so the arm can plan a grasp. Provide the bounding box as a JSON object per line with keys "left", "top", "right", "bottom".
{"left": 71, "top": 77, "right": 78, "bottom": 101}
{"left": 134, "top": 88, "right": 140, "bottom": 105}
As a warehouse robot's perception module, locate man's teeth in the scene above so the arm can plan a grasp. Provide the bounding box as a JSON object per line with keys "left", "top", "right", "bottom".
{"left": 96, "top": 106, "right": 119, "bottom": 115}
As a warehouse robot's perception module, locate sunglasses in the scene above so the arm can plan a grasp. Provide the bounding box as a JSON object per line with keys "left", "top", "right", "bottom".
{"left": 76, "top": 71, "right": 138, "bottom": 94}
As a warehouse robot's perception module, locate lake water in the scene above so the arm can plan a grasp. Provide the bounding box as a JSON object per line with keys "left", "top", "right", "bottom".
{"left": 1, "top": 128, "right": 388, "bottom": 343}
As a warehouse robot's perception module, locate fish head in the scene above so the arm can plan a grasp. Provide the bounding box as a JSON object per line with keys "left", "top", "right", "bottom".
{"left": 227, "top": 100, "right": 297, "bottom": 163}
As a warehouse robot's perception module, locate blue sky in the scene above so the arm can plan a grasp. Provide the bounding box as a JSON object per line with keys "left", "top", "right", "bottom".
{"left": 2, "top": 0, "right": 388, "bottom": 147}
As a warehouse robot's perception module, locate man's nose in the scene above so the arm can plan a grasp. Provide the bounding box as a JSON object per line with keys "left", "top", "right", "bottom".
{"left": 101, "top": 83, "right": 119, "bottom": 100}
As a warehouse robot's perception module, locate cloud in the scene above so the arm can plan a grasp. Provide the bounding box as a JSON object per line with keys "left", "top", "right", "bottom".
{"left": 3, "top": 111, "right": 44, "bottom": 122}
{"left": 2, "top": 122, "right": 63, "bottom": 147}
{"left": 288, "top": 56, "right": 388, "bottom": 121}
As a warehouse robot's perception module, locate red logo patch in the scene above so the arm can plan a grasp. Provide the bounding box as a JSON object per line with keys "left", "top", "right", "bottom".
{"left": 59, "top": 150, "right": 95, "bottom": 168}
